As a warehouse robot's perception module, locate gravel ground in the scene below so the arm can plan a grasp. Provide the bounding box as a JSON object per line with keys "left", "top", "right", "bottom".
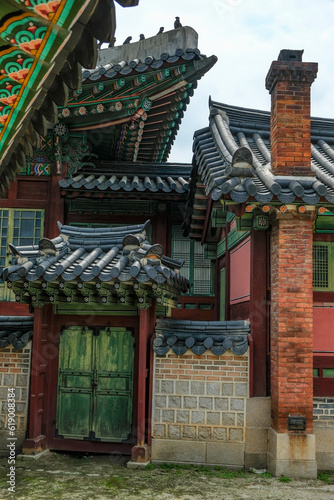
{"left": 0, "top": 452, "right": 333, "bottom": 500}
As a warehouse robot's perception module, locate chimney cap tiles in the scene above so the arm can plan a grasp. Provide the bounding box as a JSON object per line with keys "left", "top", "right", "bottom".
{"left": 265, "top": 49, "right": 318, "bottom": 94}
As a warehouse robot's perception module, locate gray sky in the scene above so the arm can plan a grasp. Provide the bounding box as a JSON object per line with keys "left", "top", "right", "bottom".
{"left": 115, "top": 0, "right": 334, "bottom": 163}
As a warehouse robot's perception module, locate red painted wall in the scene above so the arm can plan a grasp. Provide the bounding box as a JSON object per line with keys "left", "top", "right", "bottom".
{"left": 230, "top": 237, "right": 251, "bottom": 305}
{"left": 313, "top": 307, "right": 334, "bottom": 356}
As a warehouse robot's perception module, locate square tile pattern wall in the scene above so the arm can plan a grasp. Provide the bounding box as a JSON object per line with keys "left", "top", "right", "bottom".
{"left": 153, "top": 351, "right": 249, "bottom": 442}
{"left": 0, "top": 345, "right": 31, "bottom": 434}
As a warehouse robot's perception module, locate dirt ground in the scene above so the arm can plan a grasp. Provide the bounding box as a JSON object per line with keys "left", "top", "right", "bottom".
{"left": 0, "top": 452, "right": 334, "bottom": 500}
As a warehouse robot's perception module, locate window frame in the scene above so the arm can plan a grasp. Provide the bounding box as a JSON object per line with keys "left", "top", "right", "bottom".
{"left": 313, "top": 241, "right": 334, "bottom": 291}
{"left": 171, "top": 225, "right": 214, "bottom": 297}
{"left": 313, "top": 356, "right": 334, "bottom": 397}
{"left": 0, "top": 208, "right": 44, "bottom": 301}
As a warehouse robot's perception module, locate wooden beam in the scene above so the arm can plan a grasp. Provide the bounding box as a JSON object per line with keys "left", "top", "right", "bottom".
{"left": 137, "top": 308, "right": 150, "bottom": 446}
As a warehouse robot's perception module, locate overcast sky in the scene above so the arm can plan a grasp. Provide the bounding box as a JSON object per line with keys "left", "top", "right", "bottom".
{"left": 114, "top": 0, "right": 334, "bottom": 163}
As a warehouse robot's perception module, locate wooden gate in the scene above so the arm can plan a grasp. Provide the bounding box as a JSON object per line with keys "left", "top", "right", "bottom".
{"left": 56, "top": 326, "right": 134, "bottom": 442}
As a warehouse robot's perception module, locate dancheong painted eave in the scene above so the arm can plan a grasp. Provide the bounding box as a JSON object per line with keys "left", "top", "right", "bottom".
{"left": 183, "top": 99, "right": 334, "bottom": 237}
{"left": 58, "top": 27, "right": 217, "bottom": 163}
{"left": 2, "top": 220, "right": 190, "bottom": 309}
{"left": 0, "top": 0, "right": 139, "bottom": 195}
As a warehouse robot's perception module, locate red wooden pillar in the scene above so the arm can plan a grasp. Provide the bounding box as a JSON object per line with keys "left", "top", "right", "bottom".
{"left": 47, "top": 164, "right": 65, "bottom": 239}
{"left": 22, "top": 307, "right": 47, "bottom": 454}
{"left": 131, "top": 306, "right": 153, "bottom": 462}
{"left": 250, "top": 229, "right": 268, "bottom": 396}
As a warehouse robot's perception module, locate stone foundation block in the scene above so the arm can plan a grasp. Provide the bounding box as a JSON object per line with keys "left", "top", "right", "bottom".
{"left": 268, "top": 428, "right": 317, "bottom": 478}
{"left": 206, "top": 442, "right": 245, "bottom": 467}
{"left": 151, "top": 439, "right": 206, "bottom": 464}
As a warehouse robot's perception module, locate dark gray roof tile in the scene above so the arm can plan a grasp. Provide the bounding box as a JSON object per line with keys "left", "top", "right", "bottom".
{"left": 185, "top": 99, "right": 334, "bottom": 235}
{"left": 154, "top": 319, "right": 250, "bottom": 356}
{"left": 59, "top": 162, "right": 192, "bottom": 195}
{"left": 0, "top": 316, "right": 33, "bottom": 350}
{"left": 3, "top": 221, "right": 189, "bottom": 295}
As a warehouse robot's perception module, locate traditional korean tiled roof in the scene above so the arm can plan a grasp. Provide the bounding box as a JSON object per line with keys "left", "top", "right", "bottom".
{"left": 82, "top": 47, "right": 209, "bottom": 83}
{"left": 0, "top": 316, "right": 33, "bottom": 350}
{"left": 59, "top": 162, "right": 191, "bottom": 194}
{"left": 57, "top": 28, "right": 217, "bottom": 163}
{"left": 183, "top": 99, "right": 334, "bottom": 237}
{"left": 0, "top": 0, "right": 138, "bottom": 194}
{"left": 2, "top": 220, "right": 189, "bottom": 308}
{"left": 153, "top": 319, "right": 250, "bottom": 356}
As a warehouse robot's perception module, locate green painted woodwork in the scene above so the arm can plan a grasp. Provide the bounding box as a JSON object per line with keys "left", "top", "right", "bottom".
{"left": 236, "top": 214, "right": 253, "bottom": 232}
{"left": 313, "top": 242, "right": 332, "bottom": 290}
{"left": 315, "top": 213, "right": 334, "bottom": 233}
{"left": 0, "top": 0, "right": 92, "bottom": 173}
{"left": 12, "top": 275, "right": 181, "bottom": 309}
{"left": 58, "top": 66, "right": 193, "bottom": 162}
{"left": 8, "top": 0, "right": 87, "bottom": 32}
{"left": 204, "top": 243, "right": 217, "bottom": 259}
{"left": 253, "top": 214, "right": 269, "bottom": 230}
{"left": 211, "top": 208, "right": 228, "bottom": 228}
{"left": 217, "top": 229, "right": 250, "bottom": 259}
{"left": 217, "top": 238, "right": 226, "bottom": 259}
{"left": 227, "top": 227, "right": 249, "bottom": 251}
{"left": 56, "top": 326, "right": 134, "bottom": 442}
{"left": 53, "top": 303, "right": 139, "bottom": 316}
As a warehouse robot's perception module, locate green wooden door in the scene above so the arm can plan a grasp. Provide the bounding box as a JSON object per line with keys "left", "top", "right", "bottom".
{"left": 56, "top": 326, "right": 134, "bottom": 442}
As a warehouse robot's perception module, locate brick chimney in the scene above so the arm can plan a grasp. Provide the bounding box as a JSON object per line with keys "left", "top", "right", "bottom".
{"left": 265, "top": 49, "right": 318, "bottom": 176}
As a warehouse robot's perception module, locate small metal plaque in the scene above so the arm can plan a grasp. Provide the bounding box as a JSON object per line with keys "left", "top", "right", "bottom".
{"left": 288, "top": 416, "right": 306, "bottom": 431}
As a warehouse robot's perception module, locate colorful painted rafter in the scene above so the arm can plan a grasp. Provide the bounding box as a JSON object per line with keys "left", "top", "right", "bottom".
{"left": 57, "top": 44, "right": 217, "bottom": 163}
{"left": 0, "top": 0, "right": 138, "bottom": 193}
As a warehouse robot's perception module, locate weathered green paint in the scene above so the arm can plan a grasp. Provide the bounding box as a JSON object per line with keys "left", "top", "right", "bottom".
{"left": 56, "top": 326, "right": 134, "bottom": 442}
{"left": 315, "top": 213, "right": 334, "bottom": 233}
{"left": 53, "top": 303, "right": 138, "bottom": 315}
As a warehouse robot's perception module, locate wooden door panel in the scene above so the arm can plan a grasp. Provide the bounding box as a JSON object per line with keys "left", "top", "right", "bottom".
{"left": 57, "top": 392, "right": 92, "bottom": 439}
{"left": 61, "top": 373, "right": 92, "bottom": 389}
{"left": 94, "top": 395, "right": 132, "bottom": 441}
{"left": 57, "top": 326, "right": 94, "bottom": 440}
{"left": 93, "top": 328, "right": 134, "bottom": 442}
{"left": 60, "top": 326, "right": 94, "bottom": 371}
{"left": 56, "top": 326, "right": 134, "bottom": 442}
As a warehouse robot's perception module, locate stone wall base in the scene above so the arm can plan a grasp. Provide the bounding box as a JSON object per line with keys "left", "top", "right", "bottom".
{"left": 268, "top": 428, "right": 317, "bottom": 478}
{"left": 0, "top": 430, "right": 26, "bottom": 457}
{"left": 151, "top": 438, "right": 245, "bottom": 468}
{"left": 314, "top": 426, "right": 334, "bottom": 470}
{"left": 245, "top": 397, "right": 270, "bottom": 470}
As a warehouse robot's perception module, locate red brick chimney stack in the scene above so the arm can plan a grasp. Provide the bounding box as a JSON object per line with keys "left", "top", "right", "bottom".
{"left": 265, "top": 49, "right": 318, "bottom": 176}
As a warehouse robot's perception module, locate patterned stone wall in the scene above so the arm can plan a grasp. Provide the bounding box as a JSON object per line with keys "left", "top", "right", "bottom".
{"left": 0, "top": 345, "right": 31, "bottom": 455}
{"left": 151, "top": 350, "right": 249, "bottom": 467}
{"left": 313, "top": 397, "right": 334, "bottom": 428}
{"left": 313, "top": 398, "right": 334, "bottom": 470}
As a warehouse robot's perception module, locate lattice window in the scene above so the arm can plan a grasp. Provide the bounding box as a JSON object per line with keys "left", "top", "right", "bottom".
{"left": 172, "top": 226, "right": 213, "bottom": 296}
{"left": 313, "top": 243, "right": 330, "bottom": 289}
{"left": 0, "top": 209, "right": 44, "bottom": 299}
{"left": 13, "top": 210, "right": 42, "bottom": 247}
{"left": 0, "top": 210, "right": 9, "bottom": 283}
